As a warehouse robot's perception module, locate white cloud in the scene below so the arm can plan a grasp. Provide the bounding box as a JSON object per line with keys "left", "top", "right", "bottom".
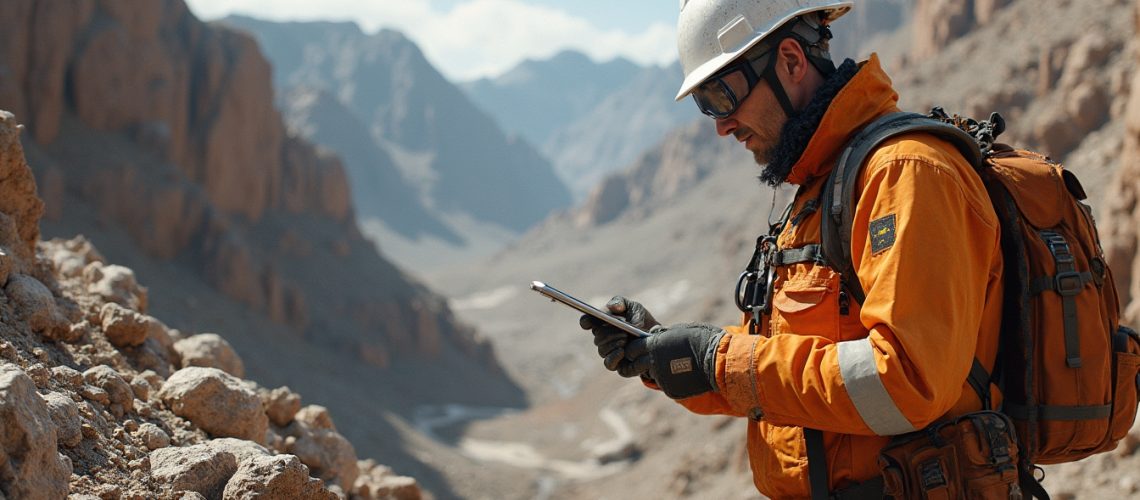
{"left": 185, "top": 0, "right": 678, "bottom": 81}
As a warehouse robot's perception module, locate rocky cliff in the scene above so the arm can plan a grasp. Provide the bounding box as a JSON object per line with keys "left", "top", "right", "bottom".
{"left": 0, "top": 0, "right": 509, "bottom": 374}
{"left": 911, "top": 0, "right": 1012, "bottom": 59}
{"left": 0, "top": 111, "right": 421, "bottom": 499}
{"left": 0, "top": 2, "right": 525, "bottom": 497}
{"left": 1104, "top": 1, "right": 1140, "bottom": 328}
{"left": 221, "top": 16, "right": 571, "bottom": 235}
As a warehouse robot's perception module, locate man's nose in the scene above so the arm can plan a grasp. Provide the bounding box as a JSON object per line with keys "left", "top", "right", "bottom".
{"left": 715, "top": 117, "right": 736, "bottom": 137}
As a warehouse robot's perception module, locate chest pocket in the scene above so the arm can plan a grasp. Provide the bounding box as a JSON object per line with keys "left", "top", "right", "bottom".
{"left": 769, "top": 264, "right": 859, "bottom": 340}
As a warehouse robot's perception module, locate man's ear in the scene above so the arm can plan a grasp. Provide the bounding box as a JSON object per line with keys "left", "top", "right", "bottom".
{"left": 776, "top": 38, "right": 809, "bottom": 84}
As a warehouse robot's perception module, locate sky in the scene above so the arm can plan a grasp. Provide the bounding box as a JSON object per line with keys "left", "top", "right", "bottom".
{"left": 184, "top": 0, "right": 680, "bottom": 82}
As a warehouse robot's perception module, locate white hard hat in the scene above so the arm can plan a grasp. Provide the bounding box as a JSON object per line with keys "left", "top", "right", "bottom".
{"left": 675, "top": 0, "right": 853, "bottom": 101}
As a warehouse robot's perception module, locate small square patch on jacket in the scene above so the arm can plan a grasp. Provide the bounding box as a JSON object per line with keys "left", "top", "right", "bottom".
{"left": 870, "top": 214, "right": 897, "bottom": 255}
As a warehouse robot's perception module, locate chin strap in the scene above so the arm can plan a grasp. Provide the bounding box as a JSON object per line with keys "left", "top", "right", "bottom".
{"left": 762, "top": 14, "right": 837, "bottom": 120}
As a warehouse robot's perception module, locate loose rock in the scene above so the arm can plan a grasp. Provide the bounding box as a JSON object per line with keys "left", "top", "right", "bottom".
{"left": 84, "top": 365, "right": 134, "bottom": 417}
{"left": 52, "top": 365, "right": 84, "bottom": 389}
{"left": 6, "top": 274, "right": 68, "bottom": 339}
{"left": 286, "top": 422, "right": 358, "bottom": 490}
{"left": 222, "top": 454, "right": 337, "bottom": 500}
{"left": 149, "top": 443, "right": 238, "bottom": 498}
{"left": 0, "top": 364, "right": 71, "bottom": 499}
{"left": 263, "top": 386, "right": 302, "bottom": 427}
{"left": 355, "top": 460, "right": 422, "bottom": 500}
{"left": 100, "top": 302, "right": 150, "bottom": 348}
{"left": 87, "top": 264, "right": 147, "bottom": 312}
{"left": 295, "top": 405, "right": 335, "bottom": 431}
{"left": 158, "top": 367, "right": 267, "bottom": 443}
{"left": 135, "top": 423, "right": 170, "bottom": 450}
{"left": 42, "top": 391, "right": 83, "bottom": 447}
{"left": 173, "top": 333, "right": 245, "bottom": 377}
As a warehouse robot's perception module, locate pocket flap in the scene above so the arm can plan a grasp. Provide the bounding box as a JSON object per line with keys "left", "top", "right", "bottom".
{"left": 988, "top": 153, "right": 1067, "bottom": 229}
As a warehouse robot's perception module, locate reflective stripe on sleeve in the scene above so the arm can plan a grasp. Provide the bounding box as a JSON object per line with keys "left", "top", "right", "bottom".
{"left": 837, "top": 339, "right": 916, "bottom": 435}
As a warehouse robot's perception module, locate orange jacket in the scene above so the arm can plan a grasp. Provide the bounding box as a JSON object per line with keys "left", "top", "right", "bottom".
{"left": 670, "top": 55, "right": 1005, "bottom": 498}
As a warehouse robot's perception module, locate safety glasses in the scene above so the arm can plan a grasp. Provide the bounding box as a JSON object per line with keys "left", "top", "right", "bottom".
{"left": 691, "top": 48, "right": 774, "bottom": 118}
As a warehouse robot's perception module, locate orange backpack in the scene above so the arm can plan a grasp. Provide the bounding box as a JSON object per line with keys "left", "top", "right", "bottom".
{"left": 818, "top": 109, "right": 1140, "bottom": 494}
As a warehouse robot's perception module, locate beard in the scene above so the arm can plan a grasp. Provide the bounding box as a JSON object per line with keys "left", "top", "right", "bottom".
{"left": 732, "top": 123, "right": 787, "bottom": 186}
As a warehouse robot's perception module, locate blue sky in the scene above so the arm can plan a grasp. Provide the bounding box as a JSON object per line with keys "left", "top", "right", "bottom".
{"left": 185, "top": 0, "right": 680, "bottom": 81}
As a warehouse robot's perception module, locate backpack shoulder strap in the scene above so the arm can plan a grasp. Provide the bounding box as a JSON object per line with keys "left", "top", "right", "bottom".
{"left": 819, "top": 112, "right": 984, "bottom": 304}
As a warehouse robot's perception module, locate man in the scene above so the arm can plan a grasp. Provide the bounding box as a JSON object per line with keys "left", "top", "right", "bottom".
{"left": 580, "top": 1, "right": 1005, "bottom": 498}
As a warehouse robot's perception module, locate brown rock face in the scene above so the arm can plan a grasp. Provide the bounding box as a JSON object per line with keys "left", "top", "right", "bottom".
{"left": 1106, "top": 70, "right": 1140, "bottom": 325}
{"left": 0, "top": 111, "right": 44, "bottom": 263}
{"left": 911, "top": 0, "right": 1012, "bottom": 59}
{"left": 0, "top": 364, "right": 71, "bottom": 500}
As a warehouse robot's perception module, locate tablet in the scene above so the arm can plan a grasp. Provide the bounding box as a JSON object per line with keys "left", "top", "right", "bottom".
{"left": 530, "top": 281, "right": 650, "bottom": 338}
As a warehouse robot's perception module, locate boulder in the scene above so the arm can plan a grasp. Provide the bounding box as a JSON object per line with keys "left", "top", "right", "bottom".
{"left": 262, "top": 386, "right": 301, "bottom": 427}
{"left": 286, "top": 423, "right": 358, "bottom": 490}
{"left": 51, "top": 365, "right": 84, "bottom": 389}
{"left": 203, "top": 438, "right": 271, "bottom": 467}
{"left": 135, "top": 423, "right": 171, "bottom": 451}
{"left": 83, "top": 365, "right": 134, "bottom": 417}
{"left": 41, "top": 391, "right": 82, "bottom": 448}
{"left": 99, "top": 302, "right": 150, "bottom": 348}
{"left": 295, "top": 405, "right": 334, "bottom": 431}
{"left": 5, "top": 274, "right": 68, "bottom": 339}
{"left": 86, "top": 263, "right": 147, "bottom": 312}
{"left": 0, "top": 364, "right": 70, "bottom": 499}
{"left": 149, "top": 443, "right": 238, "bottom": 498}
{"left": 222, "top": 454, "right": 337, "bottom": 500}
{"left": 158, "top": 367, "right": 267, "bottom": 443}
{"left": 174, "top": 333, "right": 245, "bottom": 378}
{"left": 354, "top": 460, "right": 422, "bottom": 500}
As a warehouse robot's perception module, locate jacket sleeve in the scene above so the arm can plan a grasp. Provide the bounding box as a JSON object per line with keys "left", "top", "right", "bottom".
{"left": 714, "top": 143, "right": 1001, "bottom": 435}
{"left": 644, "top": 323, "right": 749, "bottom": 417}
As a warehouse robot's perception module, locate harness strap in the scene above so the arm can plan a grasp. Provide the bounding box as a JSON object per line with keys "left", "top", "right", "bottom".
{"left": 1004, "top": 403, "right": 1112, "bottom": 421}
{"left": 966, "top": 358, "right": 992, "bottom": 410}
{"left": 1040, "top": 231, "right": 1083, "bottom": 368}
{"left": 1027, "top": 273, "right": 1093, "bottom": 296}
{"left": 776, "top": 244, "right": 825, "bottom": 266}
{"left": 806, "top": 428, "right": 830, "bottom": 500}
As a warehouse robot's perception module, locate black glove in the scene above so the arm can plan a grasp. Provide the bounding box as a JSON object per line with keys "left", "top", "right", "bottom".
{"left": 579, "top": 296, "right": 660, "bottom": 371}
{"left": 619, "top": 323, "right": 727, "bottom": 399}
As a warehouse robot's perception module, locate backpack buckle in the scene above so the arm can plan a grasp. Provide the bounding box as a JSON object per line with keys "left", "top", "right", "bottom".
{"left": 1054, "top": 271, "right": 1084, "bottom": 297}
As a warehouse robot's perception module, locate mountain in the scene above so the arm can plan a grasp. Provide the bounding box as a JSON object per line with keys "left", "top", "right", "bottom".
{"left": 544, "top": 62, "right": 703, "bottom": 198}
{"left": 0, "top": 2, "right": 526, "bottom": 497}
{"left": 462, "top": 50, "right": 643, "bottom": 148}
{"left": 220, "top": 16, "right": 571, "bottom": 237}
{"left": 278, "top": 86, "right": 460, "bottom": 243}
{"left": 464, "top": 52, "right": 703, "bottom": 200}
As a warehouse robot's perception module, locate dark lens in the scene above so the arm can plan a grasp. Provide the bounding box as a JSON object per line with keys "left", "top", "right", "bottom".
{"left": 693, "top": 79, "right": 736, "bottom": 118}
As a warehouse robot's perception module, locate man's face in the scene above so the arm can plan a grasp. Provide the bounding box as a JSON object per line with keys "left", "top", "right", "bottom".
{"left": 714, "top": 77, "right": 787, "bottom": 166}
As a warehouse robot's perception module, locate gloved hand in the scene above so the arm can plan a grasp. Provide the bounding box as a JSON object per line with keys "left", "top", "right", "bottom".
{"left": 579, "top": 296, "right": 660, "bottom": 372}
{"left": 619, "top": 323, "right": 727, "bottom": 399}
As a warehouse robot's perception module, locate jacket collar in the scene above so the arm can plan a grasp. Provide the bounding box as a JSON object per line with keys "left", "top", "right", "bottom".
{"left": 784, "top": 54, "right": 900, "bottom": 186}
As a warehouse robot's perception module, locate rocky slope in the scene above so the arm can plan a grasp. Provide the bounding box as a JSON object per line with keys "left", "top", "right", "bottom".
{"left": 0, "top": 2, "right": 526, "bottom": 497}
{"left": 0, "top": 111, "right": 421, "bottom": 499}
{"left": 220, "top": 16, "right": 571, "bottom": 236}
